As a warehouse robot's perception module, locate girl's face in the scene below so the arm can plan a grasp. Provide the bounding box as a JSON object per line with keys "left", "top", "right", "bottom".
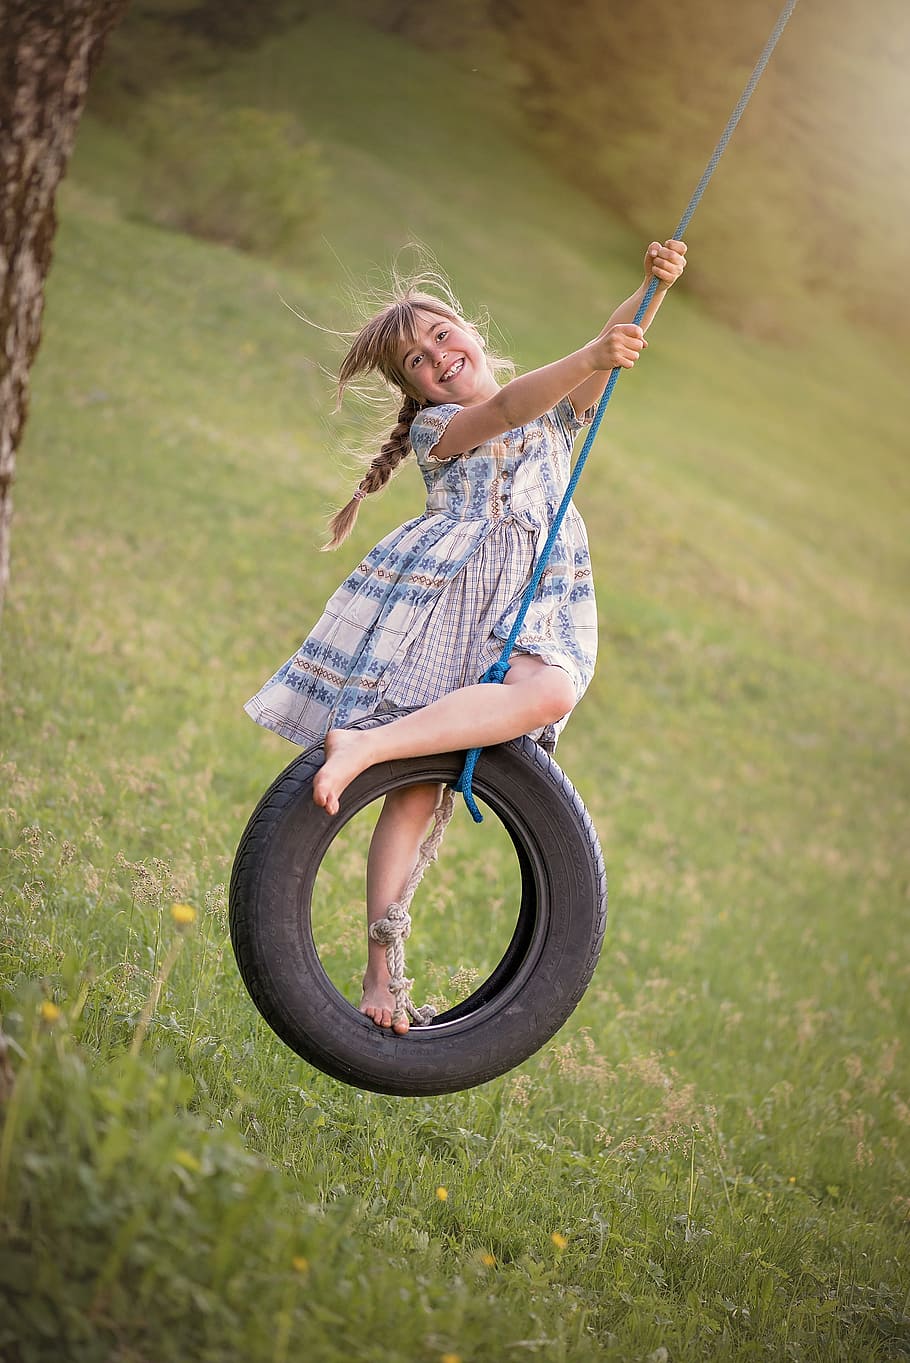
{"left": 398, "top": 310, "right": 499, "bottom": 407}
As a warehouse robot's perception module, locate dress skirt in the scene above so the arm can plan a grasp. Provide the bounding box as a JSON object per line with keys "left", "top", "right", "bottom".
{"left": 244, "top": 396, "right": 598, "bottom": 749}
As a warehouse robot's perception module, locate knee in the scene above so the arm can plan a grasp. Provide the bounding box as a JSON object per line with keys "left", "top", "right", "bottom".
{"left": 383, "top": 782, "right": 443, "bottom": 820}
{"left": 535, "top": 667, "right": 576, "bottom": 727}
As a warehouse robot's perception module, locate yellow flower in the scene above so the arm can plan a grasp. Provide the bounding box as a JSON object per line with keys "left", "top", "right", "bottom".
{"left": 480, "top": 1252, "right": 496, "bottom": 1267}
{"left": 788, "top": 1176, "right": 797, "bottom": 1184}
{"left": 292, "top": 1256, "right": 309, "bottom": 1274}
{"left": 551, "top": 1231, "right": 569, "bottom": 1250}
{"left": 40, "top": 1001, "right": 61, "bottom": 1024}
{"left": 171, "top": 902, "right": 196, "bottom": 929}
{"left": 441, "top": 1355, "right": 461, "bottom": 1363}
{"left": 435, "top": 1186, "right": 448, "bottom": 1201}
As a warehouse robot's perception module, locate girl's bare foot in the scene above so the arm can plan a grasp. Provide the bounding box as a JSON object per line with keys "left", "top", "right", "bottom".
{"left": 313, "top": 728, "right": 375, "bottom": 815}
{"left": 360, "top": 972, "right": 410, "bottom": 1034}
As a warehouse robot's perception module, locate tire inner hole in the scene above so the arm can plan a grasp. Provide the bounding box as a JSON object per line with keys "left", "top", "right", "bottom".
{"left": 310, "top": 789, "right": 522, "bottom": 1015}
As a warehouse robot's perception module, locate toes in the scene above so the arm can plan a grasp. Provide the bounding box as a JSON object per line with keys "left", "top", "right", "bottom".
{"left": 312, "top": 772, "right": 339, "bottom": 814}
{"left": 360, "top": 996, "right": 409, "bottom": 1031}
{"left": 314, "top": 786, "right": 338, "bottom": 815}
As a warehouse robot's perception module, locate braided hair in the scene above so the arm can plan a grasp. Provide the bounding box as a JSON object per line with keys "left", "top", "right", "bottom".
{"left": 323, "top": 393, "right": 422, "bottom": 550}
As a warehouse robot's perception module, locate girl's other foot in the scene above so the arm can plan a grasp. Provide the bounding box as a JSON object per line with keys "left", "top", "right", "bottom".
{"left": 360, "top": 973, "right": 410, "bottom": 1034}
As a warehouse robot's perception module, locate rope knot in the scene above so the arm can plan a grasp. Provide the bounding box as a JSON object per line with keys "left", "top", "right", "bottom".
{"left": 369, "top": 904, "right": 412, "bottom": 946}
{"left": 410, "top": 1002, "right": 438, "bottom": 1025}
{"left": 485, "top": 659, "right": 511, "bottom": 685}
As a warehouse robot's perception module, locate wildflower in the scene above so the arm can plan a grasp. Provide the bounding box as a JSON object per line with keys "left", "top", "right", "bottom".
{"left": 551, "top": 1231, "right": 568, "bottom": 1250}
{"left": 171, "top": 902, "right": 196, "bottom": 928}
{"left": 435, "top": 1186, "right": 448, "bottom": 1201}
{"left": 508, "top": 1073, "right": 532, "bottom": 1107}
{"left": 788, "top": 1175, "right": 797, "bottom": 1184}
{"left": 130, "top": 918, "right": 190, "bottom": 1057}
{"left": 441, "top": 1355, "right": 461, "bottom": 1363}
{"left": 480, "top": 1252, "right": 496, "bottom": 1267}
{"left": 292, "top": 1256, "right": 309, "bottom": 1274}
{"left": 39, "top": 1001, "right": 61, "bottom": 1024}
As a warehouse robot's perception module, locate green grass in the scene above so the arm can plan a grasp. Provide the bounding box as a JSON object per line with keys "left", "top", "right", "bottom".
{"left": 1, "top": 15, "right": 909, "bottom": 1362}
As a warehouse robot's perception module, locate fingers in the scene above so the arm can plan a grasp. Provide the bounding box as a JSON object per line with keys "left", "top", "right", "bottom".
{"left": 611, "top": 322, "right": 646, "bottom": 368}
{"left": 649, "top": 239, "right": 687, "bottom": 257}
{"left": 591, "top": 322, "right": 648, "bottom": 370}
{"left": 615, "top": 324, "right": 647, "bottom": 346}
{"left": 648, "top": 237, "right": 687, "bottom": 284}
{"left": 614, "top": 323, "right": 646, "bottom": 342}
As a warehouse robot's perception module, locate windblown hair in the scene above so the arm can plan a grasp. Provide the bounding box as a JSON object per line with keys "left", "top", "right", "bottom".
{"left": 323, "top": 274, "right": 512, "bottom": 550}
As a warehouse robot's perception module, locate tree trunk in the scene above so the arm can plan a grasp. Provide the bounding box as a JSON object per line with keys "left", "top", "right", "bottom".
{"left": 0, "top": 0, "right": 127, "bottom": 613}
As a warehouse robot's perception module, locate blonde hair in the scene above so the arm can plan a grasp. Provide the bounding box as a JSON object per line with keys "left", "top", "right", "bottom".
{"left": 323, "top": 274, "right": 512, "bottom": 550}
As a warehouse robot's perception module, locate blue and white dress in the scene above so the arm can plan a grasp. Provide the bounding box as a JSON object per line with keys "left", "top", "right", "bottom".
{"left": 244, "top": 396, "right": 597, "bottom": 750}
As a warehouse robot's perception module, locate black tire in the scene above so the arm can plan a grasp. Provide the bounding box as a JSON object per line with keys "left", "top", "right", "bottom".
{"left": 229, "top": 736, "right": 607, "bottom": 1097}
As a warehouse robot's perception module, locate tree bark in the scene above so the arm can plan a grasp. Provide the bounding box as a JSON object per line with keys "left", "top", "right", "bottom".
{"left": 0, "top": 0, "right": 127, "bottom": 613}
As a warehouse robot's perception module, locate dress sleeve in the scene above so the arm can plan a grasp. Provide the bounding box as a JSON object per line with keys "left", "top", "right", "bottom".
{"left": 409, "top": 403, "right": 464, "bottom": 463}
{"left": 553, "top": 395, "right": 595, "bottom": 440}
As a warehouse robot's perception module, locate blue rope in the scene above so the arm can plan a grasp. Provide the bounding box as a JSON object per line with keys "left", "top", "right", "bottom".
{"left": 454, "top": 0, "right": 800, "bottom": 821}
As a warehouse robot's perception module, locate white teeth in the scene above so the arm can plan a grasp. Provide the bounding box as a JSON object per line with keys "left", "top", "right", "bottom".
{"left": 441, "top": 358, "right": 464, "bottom": 382}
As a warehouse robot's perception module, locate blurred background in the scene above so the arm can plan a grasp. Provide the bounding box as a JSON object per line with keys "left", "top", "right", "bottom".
{"left": 2, "top": 3, "right": 909, "bottom": 1358}
{"left": 77, "top": 0, "right": 910, "bottom": 337}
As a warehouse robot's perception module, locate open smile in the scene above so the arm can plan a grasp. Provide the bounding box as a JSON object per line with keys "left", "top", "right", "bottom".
{"left": 439, "top": 358, "right": 465, "bottom": 383}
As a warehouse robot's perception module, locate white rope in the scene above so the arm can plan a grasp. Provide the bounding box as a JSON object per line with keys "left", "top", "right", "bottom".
{"left": 368, "top": 786, "right": 456, "bottom": 1027}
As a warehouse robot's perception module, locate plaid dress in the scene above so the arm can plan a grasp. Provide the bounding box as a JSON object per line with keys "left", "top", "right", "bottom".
{"left": 244, "top": 396, "right": 597, "bottom": 749}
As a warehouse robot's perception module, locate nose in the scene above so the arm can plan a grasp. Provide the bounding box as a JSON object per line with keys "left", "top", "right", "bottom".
{"left": 432, "top": 347, "right": 448, "bottom": 368}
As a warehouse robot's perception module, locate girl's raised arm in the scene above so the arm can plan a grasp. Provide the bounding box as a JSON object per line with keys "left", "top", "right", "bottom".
{"left": 427, "top": 324, "right": 647, "bottom": 461}
{"left": 431, "top": 239, "right": 686, "bottom": 459}
{"left": 566, "top": 239, "right": 687, "bottom": 419}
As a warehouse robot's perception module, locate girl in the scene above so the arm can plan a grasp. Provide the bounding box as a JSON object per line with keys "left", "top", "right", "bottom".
{"left": 245, "top": 239, "right": 687, "bottom": 1032}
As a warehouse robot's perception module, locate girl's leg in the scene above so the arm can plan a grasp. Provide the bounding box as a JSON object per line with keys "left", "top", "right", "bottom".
{"left": 314, "top": 655, "right": 576, "bottom": 815}
{"left": 362, "top": 782, "right": 442, "bottom": 1034}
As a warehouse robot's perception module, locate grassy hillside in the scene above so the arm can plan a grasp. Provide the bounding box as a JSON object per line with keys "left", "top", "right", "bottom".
{"left": 1, "top": 15, "right": 908, "bottom": 1362}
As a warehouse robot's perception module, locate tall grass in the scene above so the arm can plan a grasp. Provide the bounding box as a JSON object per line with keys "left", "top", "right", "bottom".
{"left": 1, "top": 15, "right": 908, "bottom": 1361}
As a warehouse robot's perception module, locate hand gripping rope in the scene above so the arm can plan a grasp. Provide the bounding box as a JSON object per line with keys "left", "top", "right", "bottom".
{"left": 453, "top": 0, "right": 801, "bottom": 821}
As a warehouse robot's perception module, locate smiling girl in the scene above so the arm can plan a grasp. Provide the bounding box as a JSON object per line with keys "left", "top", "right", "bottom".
{"left": 245, "top": 239, "right": 687, "bottom": 1031}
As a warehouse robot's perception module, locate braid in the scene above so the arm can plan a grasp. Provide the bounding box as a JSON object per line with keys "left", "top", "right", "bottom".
{"left": 322, "top": 395, "right": 421, "bottom": 551}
